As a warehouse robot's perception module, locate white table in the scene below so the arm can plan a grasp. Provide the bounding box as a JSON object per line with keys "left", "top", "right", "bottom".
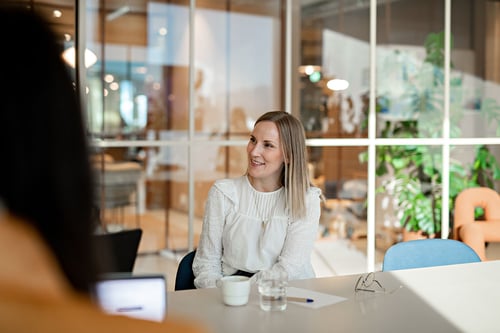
{"left": 167, "top": 260, "right": 500, "bottom": 332}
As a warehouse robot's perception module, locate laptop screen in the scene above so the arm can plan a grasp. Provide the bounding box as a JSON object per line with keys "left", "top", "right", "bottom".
{"left": 94, "top": 273, "right": 166, "bottom": 322}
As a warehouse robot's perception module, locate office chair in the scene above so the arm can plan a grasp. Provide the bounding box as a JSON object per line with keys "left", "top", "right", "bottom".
{"left": 175, "top": 250, "right": 197, "bottom": 291}
{"left": 382, "top": 238, "right": 481, "bottom": 271}
{"left": 94, "top": 228, "right": 143, "bottom": 273}
{"left": 453, "top": 187, "right": 500, "bottom": 261}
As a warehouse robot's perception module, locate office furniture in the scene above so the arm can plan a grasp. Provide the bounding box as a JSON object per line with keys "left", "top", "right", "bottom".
{"left": 93, "top": 156, "right": 142, "bottom": 229}
{"left": 95, "top": 273, "right": 167, "bottom": 322}
{"left": 175, "top": 250, "right": 197, "bottom": 291}
{"left": 453, "top": 186, "right": 500, "bottom": 260}
{"left": 167, "top": 260, "right": 500, "bottom": 333}
{"left": 94, "top": 228, "right": 143, "bottom": 273}
{"left": 382, "top": 238, "right": 480, "bottom": 271}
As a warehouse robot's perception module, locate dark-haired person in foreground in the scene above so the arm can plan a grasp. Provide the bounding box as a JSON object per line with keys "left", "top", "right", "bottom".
{"left": 0, "top": 7, "right": 207, "bottom": 333}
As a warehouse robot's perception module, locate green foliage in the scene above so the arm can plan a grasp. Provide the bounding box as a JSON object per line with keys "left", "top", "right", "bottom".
{"left": 377, "top": 142, "right": 499, "bottom": 235}
{"left": 481, "top": 98, "right": 500, "bottom": 136}
{"left": 367, "top": 31, "right": 500, "bottom": 236}
{"left": 424, "top": 31, "right": 452, "bottom": 70}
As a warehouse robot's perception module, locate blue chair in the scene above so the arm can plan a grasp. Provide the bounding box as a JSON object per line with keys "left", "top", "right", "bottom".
{"left": 175, "top": 250, "right": 197, "bottom": 291}
{"left": 382, "top": 239, "right": 481, "bottom": 271}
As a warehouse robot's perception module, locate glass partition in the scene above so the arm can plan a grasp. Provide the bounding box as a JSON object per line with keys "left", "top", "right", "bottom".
{"left": 82, "top": 0, "right": 284, "bottom": 252}
{"left": 375, "top": 0, "right": 444, "bottom": 139}
{"left": 13, "top": 0, "right": 500, "bottom": 271}
{"left": 301, "top": 1, "right": 370, "bottom": 140}
{"left": 451, "top": 0, "right": 500, "bottom": 140}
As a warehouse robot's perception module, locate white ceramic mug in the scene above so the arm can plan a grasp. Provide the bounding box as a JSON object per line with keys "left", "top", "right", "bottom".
{"left": 220, "top": 275, "right": 251, "bottom": 306}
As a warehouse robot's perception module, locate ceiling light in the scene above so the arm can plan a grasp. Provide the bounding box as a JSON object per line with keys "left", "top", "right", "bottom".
{"left": 159, "top": 27, "right": 168, "bottom": 36}
{"left": 327, "top": 79, "right": 349, "bottom": 91}
{"left": 298, "top": 65, "right": 321, "bottom": 75}
{"left": 62, "top": 47, "right": 97, "bottom": 68}
{"left": 104, "top": 74, "right": 114, "bottom": 83}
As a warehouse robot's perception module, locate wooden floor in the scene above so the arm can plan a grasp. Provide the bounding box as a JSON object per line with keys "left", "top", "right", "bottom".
{"left": 101, "top": 207, "right": 203, "bottom": 254}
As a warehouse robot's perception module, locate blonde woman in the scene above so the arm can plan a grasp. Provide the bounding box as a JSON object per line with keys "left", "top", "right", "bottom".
{"left": 193, "top": 111, "right": 321, "bottom": 288}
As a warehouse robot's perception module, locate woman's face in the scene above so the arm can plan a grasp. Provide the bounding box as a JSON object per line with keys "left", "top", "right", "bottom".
{"left": 246, "top": 121, "right": 285, "bottom": 190}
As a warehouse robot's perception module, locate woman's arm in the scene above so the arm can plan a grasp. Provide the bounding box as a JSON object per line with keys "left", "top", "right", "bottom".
{"left": 272, "top": 187, "right": 321, "bottom": 279}
{"left": 192, "top": 185, "right": 227, "bottom": 288}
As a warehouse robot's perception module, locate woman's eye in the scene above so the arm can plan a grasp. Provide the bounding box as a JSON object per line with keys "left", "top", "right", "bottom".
{"left": 249, "top": 137, "right": 256, "bottom": 143}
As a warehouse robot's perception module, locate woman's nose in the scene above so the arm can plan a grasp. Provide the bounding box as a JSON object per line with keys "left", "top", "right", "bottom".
{"left": 249, "top": 143, "right": 262, "bottom": 155}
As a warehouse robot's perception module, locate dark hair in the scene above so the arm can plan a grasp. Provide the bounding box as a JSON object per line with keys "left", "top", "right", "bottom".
{"left": 0, "top": 8, "right": 98, "bottom": 294}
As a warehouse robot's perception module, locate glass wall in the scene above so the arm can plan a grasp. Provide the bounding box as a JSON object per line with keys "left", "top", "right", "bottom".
{"left": 19, "top": 0, "right": 500, "bottom": 271}
{"left": 82, "top": 0, "right": 285, "bottom": 251}
{"left": 300, "top": 0, "right": 372, "bottom": 268}
{"left": 300, "top": 0, "right": 500, "bottom": 270}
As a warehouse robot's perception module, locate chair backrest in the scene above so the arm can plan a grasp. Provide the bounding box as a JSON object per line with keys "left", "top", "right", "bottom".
{"left": 94, "top": 228, "right": 143, "bottom": 273}
{"left": 175, "top": 250, "right": 196, "bottom": 291}
{"left": 453, "top": 186, "right": 500, "bottom": 238}
{"left": 382, "top": 239, "right": 481, "bottom": 271}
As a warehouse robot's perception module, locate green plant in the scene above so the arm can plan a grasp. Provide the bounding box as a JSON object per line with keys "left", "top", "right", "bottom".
{"left": 372, "top": 144, "right": 500, "bottom": 236}
{"left": 361, "top": 31, "right": 500, "bottom": 236}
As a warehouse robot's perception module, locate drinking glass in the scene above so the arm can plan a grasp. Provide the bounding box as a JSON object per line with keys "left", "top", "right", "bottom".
{"left": 257, "top": 267, "right": 288, "bottom": 311}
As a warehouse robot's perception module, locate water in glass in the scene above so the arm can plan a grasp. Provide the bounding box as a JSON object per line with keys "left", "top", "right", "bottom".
{"left": 258, "top": 278, "right": 287, "bottom": 311}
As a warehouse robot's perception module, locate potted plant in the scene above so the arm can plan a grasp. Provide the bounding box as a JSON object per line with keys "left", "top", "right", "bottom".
{"left": 361, "top": 31, "right": 500, "bottom": 239}
{"left": 374, "top": 144, "right": 500, "bottom": 240}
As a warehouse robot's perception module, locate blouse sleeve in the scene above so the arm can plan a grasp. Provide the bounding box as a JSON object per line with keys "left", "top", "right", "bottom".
{"left": 271, "top": 187, "right": 322, "bottom": 280}
{"left": 192, "top": 184, "right": 228, "bottom": 288}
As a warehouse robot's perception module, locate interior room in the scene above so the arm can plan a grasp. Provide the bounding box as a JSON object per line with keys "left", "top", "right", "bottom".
{"left": 8, "top": 0, "right": 500, "bottom": 293}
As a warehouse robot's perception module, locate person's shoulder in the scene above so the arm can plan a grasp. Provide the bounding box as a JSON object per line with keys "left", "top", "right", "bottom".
{"left": 213, "top": 178, "right": 234, "bottom": 187}
{"left": 307, "top": 185, "right": 322, "bottom": 197}
{"left": 213, "top": 176, "right": 240, "bottom": 188}
{"left": 212, "top": 176, "right": 245, "bottom": 196}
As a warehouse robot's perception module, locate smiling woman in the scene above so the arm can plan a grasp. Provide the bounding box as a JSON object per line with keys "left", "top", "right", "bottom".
{"left": 192, "top": 111, "right": 322, "bottom": 289}
{"left": 247, "top": 120, "right": 285, "bottom": 192}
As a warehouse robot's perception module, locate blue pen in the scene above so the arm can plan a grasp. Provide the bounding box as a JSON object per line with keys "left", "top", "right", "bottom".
{"left": 288, "top": 297, "right": 314, "bottom": 303}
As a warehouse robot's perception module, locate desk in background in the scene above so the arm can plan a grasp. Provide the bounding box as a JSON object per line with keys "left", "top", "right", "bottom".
{"left": 167, "top": 260, "right": 500, "bottom": 333}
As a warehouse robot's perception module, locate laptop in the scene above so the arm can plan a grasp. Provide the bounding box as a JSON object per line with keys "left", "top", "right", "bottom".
{"left": 94, "top": 273, "right": 167, "bottom": 322}
{"left": 93, "top": 229, "right": 143, "bottom": 273}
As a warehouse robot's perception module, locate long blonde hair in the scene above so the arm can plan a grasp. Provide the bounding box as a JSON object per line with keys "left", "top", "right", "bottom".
{"left": 254, "top": 111, "right": 309, "bottom": 220}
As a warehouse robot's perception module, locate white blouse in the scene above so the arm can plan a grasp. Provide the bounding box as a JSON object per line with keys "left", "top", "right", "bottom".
{"left": 193, "top": 175, "right": 321, "bottom": 288}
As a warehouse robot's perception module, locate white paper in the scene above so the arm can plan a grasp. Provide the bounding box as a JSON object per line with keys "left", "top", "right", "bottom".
{"left": 286, "top": 287, "right": 347, "bottom": 309}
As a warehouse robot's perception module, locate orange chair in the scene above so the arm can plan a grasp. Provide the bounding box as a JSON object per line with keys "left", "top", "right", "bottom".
{"left": 453, "top": 187, "right": 500, "bottom": 261}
